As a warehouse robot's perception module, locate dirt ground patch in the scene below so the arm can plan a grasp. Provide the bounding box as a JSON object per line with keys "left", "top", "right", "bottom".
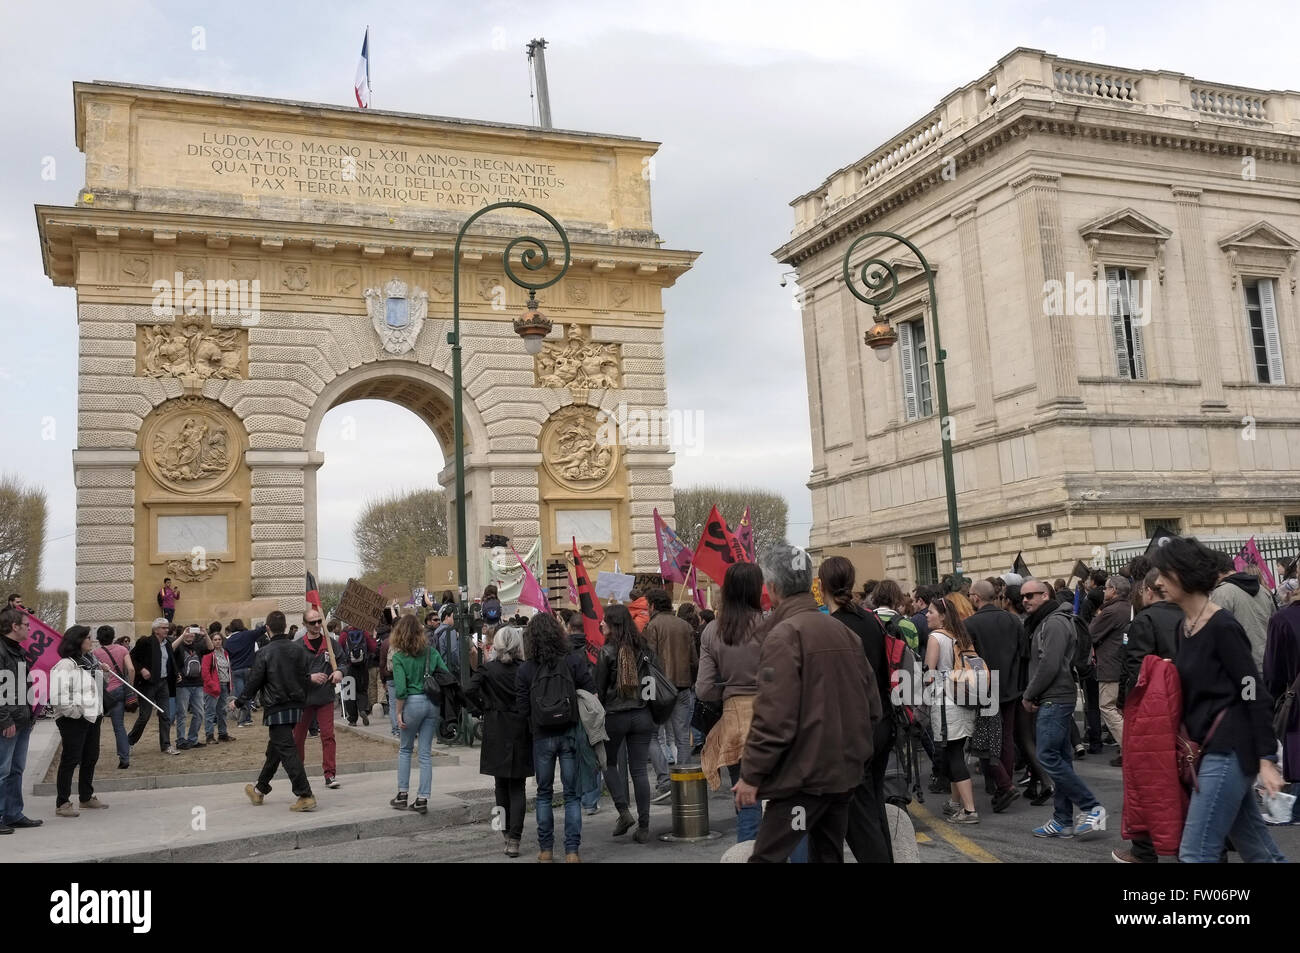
{"left": 43, "top": 711, "right": 398, "bottom": 782}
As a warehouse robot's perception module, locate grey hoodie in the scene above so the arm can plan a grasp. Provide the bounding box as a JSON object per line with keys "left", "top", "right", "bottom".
{"left": 1212, "top": 573, "right": 1275, "bottom": 668}
{"left": 1024, "top": 601, "right": 1078, "bottom": 705}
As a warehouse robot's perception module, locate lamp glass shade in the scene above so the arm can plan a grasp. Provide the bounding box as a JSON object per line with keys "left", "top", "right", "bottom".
{"left": 874, "top": 346, "right": 892, "bottom": 362}
{"left": 522, "top": 334, "right": 545, "bottom": 355}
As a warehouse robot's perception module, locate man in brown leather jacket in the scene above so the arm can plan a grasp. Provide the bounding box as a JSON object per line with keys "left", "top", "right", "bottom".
{"left": 643, "top": 587, "right": 698, "bottom": 772}
{"left": 736, "top": 543, "right": 881, "bottom": 863}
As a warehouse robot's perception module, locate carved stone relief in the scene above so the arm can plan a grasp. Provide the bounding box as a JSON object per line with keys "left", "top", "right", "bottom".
{"left": 364, "top": 276, "right": 427, "bottom": 354}
{"left": 333, "top": 267, "right": 359, "bottom": 294}
{"left": 610, "top": 283, "right": 632, "bottom": 307}
{"left": 165, "top": 557, "right": 223, "bottom": 583}
{"left": 543, "top": 405, "right": 618, "bottom": 491}
{"left": 566, "top": 280, "right": 591, "bottom": 306}
{"left": 564, "top": 544, "right": 609, "bottom": 570}
{"left": 140, "top": 319, "right": 244, "bottom": 380}
{"left": 283, "top": 264, "right": 310, "bottom": 291}
{"left": 121, "top": 256, "right": 149, "bottom": 281}
{"left": 142, "top": 397, "right": 242, "bottom": 494}
{"left": 536, "top": 324, "right": 621, "bottom": 390}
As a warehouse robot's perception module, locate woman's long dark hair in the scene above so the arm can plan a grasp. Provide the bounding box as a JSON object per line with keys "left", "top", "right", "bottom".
{"left": 931, "top": 597, "right": 974, "bottom": 654}
{"left": 819, "top": 556, "right": 870, "bottom": 621}
{"left": 603, "top": 604, "right": 641, "bottom": 697}
{"left": 59, "top": 625, "right": 91, "bottom": 661}
{"left": 524, "top": 612, "right": 570, "bottom": 668}
{"left": 717, "top": 562, "right": 764, "bottom": 646}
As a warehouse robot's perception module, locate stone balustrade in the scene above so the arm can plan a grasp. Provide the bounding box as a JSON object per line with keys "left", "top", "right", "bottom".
{"left": 790, "top": 47, "right": 1300, "bottom": 236}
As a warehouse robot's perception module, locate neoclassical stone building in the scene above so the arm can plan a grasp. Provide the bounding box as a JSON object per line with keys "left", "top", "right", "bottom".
{"left": 39, "top": 82, "right": 695, "bottom": 633}
{"left": 775, "top": 49, "right": 1300, "bottom": 584}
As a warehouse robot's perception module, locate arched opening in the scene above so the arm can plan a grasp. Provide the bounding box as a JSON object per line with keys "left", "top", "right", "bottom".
{"left": 302, "top": 363, "right": 491, "bottom": 599}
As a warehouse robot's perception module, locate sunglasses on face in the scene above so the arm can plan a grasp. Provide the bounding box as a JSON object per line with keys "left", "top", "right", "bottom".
{"left": 305, "top": 619, "right": 322, "bottom": 626}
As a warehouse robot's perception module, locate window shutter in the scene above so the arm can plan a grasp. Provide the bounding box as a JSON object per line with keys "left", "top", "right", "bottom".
{"left": 899, "top": 320, "right": 918, "bottom": 421}
{"left": 1106, "top": 267, "right": 1131, "bottom": 378}
{"left": 1260, "top": 278, "right": 1285, "bottom": 384}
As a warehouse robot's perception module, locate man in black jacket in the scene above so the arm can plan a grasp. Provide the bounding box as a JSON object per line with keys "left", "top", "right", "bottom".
{"left": 1120, "top": 569, "right": 1181, "bottom": 701}
{"left": 231, "top": 610, "right": 318, "bottom": 812}
{"left": 966, "top": 580, "right": 1024, "bottom": 812}
{"left": 1090, "top": 576, "right": 1132, "bottom": 766}
{"left": 127, "top": 618, "right": 180, "bottom": 755}
{"left": 0, "top": 608, "right": 43, "bottom": 833}
{"left": 294, "top": 608, "right": 343, "bottom": 789}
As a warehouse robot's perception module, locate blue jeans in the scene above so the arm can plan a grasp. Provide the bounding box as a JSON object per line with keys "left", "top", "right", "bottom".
{"left": 397, "top": 693, "right": 437, "bottom": 799}
{"left": 1035, "top": 701, "right": 1100, "bottom": 828}
{"left": 0, "top": 721, "right": 33, "bottom": 822}
{"left": 232, "top": 668, "right": 252, "bottom": 724}
{"left": 727, "top": 763, "right": 762, "bottom": 842}
{"left": 106, "top": 698, "right": 131, "bottom": 764}
{"left": 581, "top": 769, "right": 602, "bottom": 810}
{"left": 177, "top": 685, "right": 205, "bottom": 744}
{"left": 1180, "top": 752, "right": 1286, "bottom": 863}
{"left": 204, "top": 688, "right": 229, "bottom": 737}
{"left": 534, "top": 728, "right": 582, "bottom": 854}
{"left": 668, "top": 688, "right": 695, "bottom": 765}
{"left": 650, "top": 724, "right": 670, "bottom": 786}
{"left": 386, "top": 680, "right": 398, "bottom": 735}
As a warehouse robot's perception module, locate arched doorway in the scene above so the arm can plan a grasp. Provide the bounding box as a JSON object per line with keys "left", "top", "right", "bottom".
{"left": 302, "top": 362, "right": 495, "bottom": 596}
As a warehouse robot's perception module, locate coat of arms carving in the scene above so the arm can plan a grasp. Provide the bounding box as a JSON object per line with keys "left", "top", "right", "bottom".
{"left": 364, "top": 278, "right": 428, "bottom": 355}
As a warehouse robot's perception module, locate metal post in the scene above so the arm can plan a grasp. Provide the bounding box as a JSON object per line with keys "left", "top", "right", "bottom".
{"left": 843, "top": 230, "right": 963, "bottom": 581}
{"left": 527, "top": 39, "right": 553, "bottom": 129}
{"left": 450, "top": 202, "right": 572, "bottom": 689}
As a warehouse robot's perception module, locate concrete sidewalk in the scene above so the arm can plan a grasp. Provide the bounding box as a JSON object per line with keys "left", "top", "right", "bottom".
{"left": 5, "top": 719, "right": 499, "bottom": 863}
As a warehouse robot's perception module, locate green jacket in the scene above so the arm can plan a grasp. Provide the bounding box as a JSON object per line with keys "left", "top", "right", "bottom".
{"left": 392, "top": 647, "right": 449, "bottom": 701}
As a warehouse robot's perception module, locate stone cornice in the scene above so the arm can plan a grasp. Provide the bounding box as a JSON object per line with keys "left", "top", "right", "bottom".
{"left": 774, "top": 94, "right": 1300, "bottom": 267}
{"left": 36, "top": 205, "right": 699, "bottom": 289}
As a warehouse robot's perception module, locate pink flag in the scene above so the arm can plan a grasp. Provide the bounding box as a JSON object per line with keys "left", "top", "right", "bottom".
{"left": 736, "top": 506, "right": 756, "bottom": 562}
{"left": 653, "top": 508, "right": 693, "bottom": 584}
{"left": 1233, "top": 537, "right": 1276, "bottom": 590}
{"left": 567, "top": 570, "right": 579, "bottom": 605}
{"left": 688, "top": 565, "right": 707, "bottom": 608}
{"left": 512, "top": 545, "right": 551, "bottom": 614}
{"left": 18, "top": 610, "right": 63, "bottom": 708}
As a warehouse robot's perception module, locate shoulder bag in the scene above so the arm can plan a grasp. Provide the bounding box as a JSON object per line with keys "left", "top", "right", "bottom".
{"left": 639, "top": 650, "right": 678, "bottom": 724}
{"left": 1176, "top": 708, "right": 1228, "bottom": 792}
{"left": 1273, "top": 668, "right": 1300, "bottom": 743}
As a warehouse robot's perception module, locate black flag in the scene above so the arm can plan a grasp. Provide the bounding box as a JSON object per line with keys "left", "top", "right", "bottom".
{"left": 1145, "top": 526, "right": 1178, "bottom": 556}
{"left": 1012, "top": 552, "right": 1031, "bottom": 578}
{"left": 1071, "top": 560, "right": 1091, "bottom": 582}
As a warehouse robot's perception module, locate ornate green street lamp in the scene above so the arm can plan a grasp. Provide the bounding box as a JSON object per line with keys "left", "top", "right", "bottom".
{"left": 842, "top": 230, "right": 963, "bottom": 582}
{"left": 450, "top": 203, "right": 571, "bottom": 705}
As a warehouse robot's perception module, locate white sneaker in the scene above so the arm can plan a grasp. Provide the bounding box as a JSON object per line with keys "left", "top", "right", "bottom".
{"left": 1074, "top": 805, "right": 1107, "bottom": 835}
{"left": 164, "top": 746, "right": 181, "bottom": 756}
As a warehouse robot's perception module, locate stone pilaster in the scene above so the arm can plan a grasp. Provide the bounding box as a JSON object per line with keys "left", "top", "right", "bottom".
{"left": 1172, "top": 187, "right": 1227, "bottom": 409}
{"left": 952, "top": 203, "right": 997, "bottom": 428}
{"left": 1012, "top": 170, "right": 1084, "bottom": 408}
{"left": 73, "top": 450, "right": 139, "bottom": 632}
{"left": 801, "top": 289, "right": 828, "bottom": 477}
{"left": 246, "top": 450, "right": 313, "bottom": 618}
{"left": 838, "top": 281, "right": 870, "bottom": 459}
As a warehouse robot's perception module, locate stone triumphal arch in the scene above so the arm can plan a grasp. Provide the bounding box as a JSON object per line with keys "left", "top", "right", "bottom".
{"left": 38, "top": 82, "right": 696, "bottom": 633}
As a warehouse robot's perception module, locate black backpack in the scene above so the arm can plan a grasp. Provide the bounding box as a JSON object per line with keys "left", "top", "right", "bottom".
{"left": 482, "top": 597, "right": 503, "bottom": 625}
{"left": 348, "top": 634, "right": 366, "bottom": 666}
{"left": 530, "top": 656, "right": 577, "bottom": 731}
{"left": 1068, "top": 613, "right": 1095, "bottom": 681}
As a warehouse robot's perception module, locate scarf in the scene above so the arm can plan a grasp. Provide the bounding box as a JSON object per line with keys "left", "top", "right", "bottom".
{"left": 1024, "top": 599, "right": 1057, "bottom": 636}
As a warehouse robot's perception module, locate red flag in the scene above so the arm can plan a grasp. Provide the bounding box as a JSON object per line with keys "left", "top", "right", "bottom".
{"left": 305, "top": 570, "right": 321, "bottom": 611}
{"left": 692, "top": 504, "right": 747, "bottom": 590}
{"left": 572, "top": 538, "right": 604, "bottom": 663}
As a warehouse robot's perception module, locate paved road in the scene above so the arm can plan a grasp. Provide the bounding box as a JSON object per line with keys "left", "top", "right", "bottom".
{"left": 246, "top": 750, "right": 1300, "bottom": 863}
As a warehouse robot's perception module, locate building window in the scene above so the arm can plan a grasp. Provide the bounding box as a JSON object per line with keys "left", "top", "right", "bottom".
{"left": 912, "top": 542, "right": 938, "bottom": 586}
{"left": 899, "top": 318, "right": 933, "bottom": 421}
{"left": 1286, "top": 515, "right": 1300, "bottom": 534}
{"left": 1144, "top": 517, "right": 1182, "bottom": 538}
{"left": 1243, "top": 278, "right": 1285, "bottom": 384}
{"left": 1105, "top": 267, "right": 1147, "bottom": 380}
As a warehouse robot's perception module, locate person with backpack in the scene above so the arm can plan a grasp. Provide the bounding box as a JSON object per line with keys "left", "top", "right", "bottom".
{"left": 172, "top": 626, "right": 210, "bottom": 750}
{"left": 923, "top": 597, "right": 980, "bottom": 824}
{"left": 821, "top": 559, "right": 893, "bottom": 861}
{"left": 518, "top": 612, "right": 594, "bottom": 862}
{"left": 465, "top": 624, "right": 532, "bottom": 857}
{"left": 695, "top": 562, "right": 766, "bottom": 843}
{"left": 481, "top": 585, "right": 503, "bottom": 628}
{"left": 224, "top": 619, "right": 257, "bottom": 728}
{"left": 93, "top": 625, "right": 134, "bottom": 770}
{"left": 341, "top": 626, "right": 378, "bottom": 726}
{"left": 1020, "top": 578, "right": 1107, "bottom": 839}
{"left": 388, "top": 613, "right": 450, "bottom": 816}
{"left": 1149, "top": 537, "right": 1285, "bottom": 862}
{"left": 594, "top": 604, "right": 659, "bottom": 846}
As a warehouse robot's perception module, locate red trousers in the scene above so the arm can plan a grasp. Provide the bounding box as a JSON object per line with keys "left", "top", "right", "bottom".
{"left": 292, "top": 703, "right": 336, "bottom": 778}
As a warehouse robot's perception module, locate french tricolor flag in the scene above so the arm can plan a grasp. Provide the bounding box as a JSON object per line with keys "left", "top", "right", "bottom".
{"left": 355, "top": 27, "right": 371, "bottom": 108}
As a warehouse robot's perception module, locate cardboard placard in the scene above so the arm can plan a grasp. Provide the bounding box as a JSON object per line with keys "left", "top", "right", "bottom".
{"left": 335, "top": 578, "right": 387, "bottom": 631}
{"left": 820, "top": 545, "right": 886, "bottom": 589}
{"left": 633, "top": 573, "right": 664, "bottom": 592}
{"left": 425, "top": 556, "right": 458, "bottom": 598}
{"left": 595, "top": 571, "right": 636, "bottom": 601}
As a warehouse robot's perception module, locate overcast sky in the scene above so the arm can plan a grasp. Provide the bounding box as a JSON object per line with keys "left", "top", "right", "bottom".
{"left": 3, "top": 0, "right": 1299, "bottom": 609}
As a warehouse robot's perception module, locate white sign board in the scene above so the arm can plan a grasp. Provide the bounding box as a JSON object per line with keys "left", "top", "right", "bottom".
{"left": 594, "top": 571, "right": 635, "bottom": 601}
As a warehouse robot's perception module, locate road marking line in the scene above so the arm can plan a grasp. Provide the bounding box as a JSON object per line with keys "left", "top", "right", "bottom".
{"left": 907, "top": 801, "right": 1002, "bottom": 863}
{"left": 915, "top": 832, "right": 932, "bottom": 843}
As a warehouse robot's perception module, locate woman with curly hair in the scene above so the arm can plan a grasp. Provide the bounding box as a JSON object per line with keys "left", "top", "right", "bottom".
{"left": 516, "top": 612, "right": 594, "bottom": 863}
{"left": 925, "top": 597, "right": 979, "bottom": 824}
{"left": 595, "top": 603, "right": 661, "bottom": 844}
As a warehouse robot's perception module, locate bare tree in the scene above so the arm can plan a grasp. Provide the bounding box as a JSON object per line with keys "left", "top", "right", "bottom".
{"left": 317, "top": 579, "right": 348, "bottom": 620}
{"left": 671, "top": 485, "right": 789, "bottom": 556}
{"left": 33, "top": 590, "right": 69, "bottom": 630}
{"left": 0, "top": 475, "right": 47, "bottom": 602}
{"left": 354, "top": 488, "right": 449, "bottom": 593}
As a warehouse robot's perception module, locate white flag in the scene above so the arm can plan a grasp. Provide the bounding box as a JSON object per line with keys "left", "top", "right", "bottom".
{"left": 354, "top": 28, "right": 371, "bottom": 108}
